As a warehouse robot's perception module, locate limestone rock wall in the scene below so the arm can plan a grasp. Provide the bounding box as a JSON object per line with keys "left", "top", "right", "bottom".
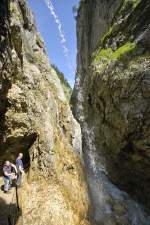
{"left": 0, "top": 1, "right": 90, "bottom": 225}
{"left": 72, "top": 0, "right": 150, "bottom": 224}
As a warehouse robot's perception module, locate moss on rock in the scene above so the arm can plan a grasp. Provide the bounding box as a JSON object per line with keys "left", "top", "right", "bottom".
{"left": 93, "top": 42, "right": 136, "bottom": 68}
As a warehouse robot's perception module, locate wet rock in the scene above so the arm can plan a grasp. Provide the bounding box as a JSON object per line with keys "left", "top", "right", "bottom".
{"left": 72, "top": 0, "right": 150, "bottom": 224}
{"left": 0, "top": 1, "right": 90, "bottom": 225}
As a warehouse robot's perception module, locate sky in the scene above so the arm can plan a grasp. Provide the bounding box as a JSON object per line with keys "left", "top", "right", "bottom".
{"left": 27, "top": 0, "right": 79, "bottom": 87}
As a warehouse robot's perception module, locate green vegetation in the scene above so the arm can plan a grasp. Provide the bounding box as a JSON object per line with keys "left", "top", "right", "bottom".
{"left": 117, "top": 0, "right": 141, "bottom": 19}
{"left": 113, "top": 42, "right": 136, "bottom": 57}
{"left": 97, "top": 0, "right": 141, "bottom": 49}
{"left": 101, "top": 26, "right": 113, "bottom": 44}
{"left": 93, "top": 42, "right": 136, "bottom": 64}
{"left": 123, "top": 0, "right": 141, "bottom": 10}
{"left": 51, "top": 64, "right": 72, "bottom": 101}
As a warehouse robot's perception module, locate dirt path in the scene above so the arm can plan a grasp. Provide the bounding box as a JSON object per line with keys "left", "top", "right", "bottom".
{"left": 0, "top": 177, "right": 17, "bottom": 225}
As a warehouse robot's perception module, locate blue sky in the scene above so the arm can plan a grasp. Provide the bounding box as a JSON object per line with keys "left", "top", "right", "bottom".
{"left": 27, "top": 0, "right": 79, "bottom": 87}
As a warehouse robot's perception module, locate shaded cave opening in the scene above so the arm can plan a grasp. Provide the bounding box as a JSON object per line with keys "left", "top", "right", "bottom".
{"left": 0, "top": 133, "right": 37, "bottom": 176}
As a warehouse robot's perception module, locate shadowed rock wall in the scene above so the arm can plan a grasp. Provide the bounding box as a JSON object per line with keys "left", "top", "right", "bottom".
{"left": 72, "top": 0, "right": 150, "bottom": 224}
{"left": 0, "top": 1, "right": 91, "bottom": 225}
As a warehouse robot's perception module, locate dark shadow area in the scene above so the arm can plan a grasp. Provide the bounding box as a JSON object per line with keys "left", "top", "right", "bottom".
{"left": 0, "top": 132, "right": 37, "bottom": 176}
{"left": 0, "top": 197, "right": 22, "bottom": 225}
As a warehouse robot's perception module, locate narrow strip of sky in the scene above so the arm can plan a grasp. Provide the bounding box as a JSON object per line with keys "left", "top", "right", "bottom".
{"left": 27, "top": 0, "right": 80, "bottom": 87}
{"left": 44, "top": 0, "right": 72, "bottom": 69}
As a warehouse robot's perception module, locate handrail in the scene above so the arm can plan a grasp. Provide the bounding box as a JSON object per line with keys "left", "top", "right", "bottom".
{"left": 15, "top": 186, "right": 20, "bottom": 211}
{"left": 7, "top": 184, "right": 20, "bottom": 225}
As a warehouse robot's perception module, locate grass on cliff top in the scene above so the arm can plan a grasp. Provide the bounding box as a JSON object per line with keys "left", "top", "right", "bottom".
{"left": 93, "top": 42, "right": 136, "bottom": 64}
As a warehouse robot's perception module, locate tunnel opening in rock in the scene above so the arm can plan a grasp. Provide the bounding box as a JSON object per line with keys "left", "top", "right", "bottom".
{"left": 0, "top": 133, "right": 37, "bottom": 175}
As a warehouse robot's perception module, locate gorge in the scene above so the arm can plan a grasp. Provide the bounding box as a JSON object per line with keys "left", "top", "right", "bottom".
{"left": 0, "top": 0, "right": 150, "bottom": 225}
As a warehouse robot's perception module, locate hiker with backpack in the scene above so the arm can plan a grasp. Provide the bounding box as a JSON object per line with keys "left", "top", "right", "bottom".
{"left": 3, "top": 161, "right": 17, "bottom": 193}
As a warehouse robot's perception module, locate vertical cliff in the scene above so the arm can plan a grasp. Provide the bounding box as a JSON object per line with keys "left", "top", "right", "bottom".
{"left": 72, "top": 0, "right": 150, "bottom": 224}
{"left": 0, "top": 1, "right": 91, "bottom": 225}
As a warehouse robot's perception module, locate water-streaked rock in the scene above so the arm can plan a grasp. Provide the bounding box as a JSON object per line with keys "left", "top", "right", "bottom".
{"left": 0, "top": 1, "right": 91, "bottom": 224}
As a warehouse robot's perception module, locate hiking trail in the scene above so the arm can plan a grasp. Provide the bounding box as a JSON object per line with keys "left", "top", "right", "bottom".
{"left": 0, "top": 177, "right": 18, "bottom": 225}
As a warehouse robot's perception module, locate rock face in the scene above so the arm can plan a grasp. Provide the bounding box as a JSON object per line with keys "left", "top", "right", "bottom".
{"left": 72, "top": 0, "right": 150, "bottom": 224}
{"left": 0, "top": 1, "right": 91, "bottom": 225}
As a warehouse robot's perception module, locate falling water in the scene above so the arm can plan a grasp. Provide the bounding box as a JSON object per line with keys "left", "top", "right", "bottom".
{"left": 75, "top": 74, "right": 150, "bottom": 225}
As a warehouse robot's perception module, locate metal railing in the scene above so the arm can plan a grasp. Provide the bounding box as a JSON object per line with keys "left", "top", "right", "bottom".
{"left": 8, "top": 185, "right": 20, "bottom": 225}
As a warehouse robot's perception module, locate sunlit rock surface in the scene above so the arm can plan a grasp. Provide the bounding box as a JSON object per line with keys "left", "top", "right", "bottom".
{"left": 72, "top": 0, "right": 150, "bottom": 224}
{"left": 0, "top": 1, "right": 91, "bottom": 225}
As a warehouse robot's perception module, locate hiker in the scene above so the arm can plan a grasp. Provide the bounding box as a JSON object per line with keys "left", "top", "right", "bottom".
{"left": 3, "top": 161, "right": 17, "bottom": 193}
{"left": 16, "top": 153, "right": 24, "bottom": 186}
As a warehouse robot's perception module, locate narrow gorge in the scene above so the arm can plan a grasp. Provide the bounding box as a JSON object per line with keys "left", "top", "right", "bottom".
{"left": 0, "top": 0, "right": 150, "bottom": 225}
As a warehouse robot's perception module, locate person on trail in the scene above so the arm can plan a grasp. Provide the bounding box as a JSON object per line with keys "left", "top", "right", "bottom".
{"left": 3, "top": 161, "right": 17, "bottom": 193}
{"left": 16, "top": 153, "right": 24, "bottom": 186}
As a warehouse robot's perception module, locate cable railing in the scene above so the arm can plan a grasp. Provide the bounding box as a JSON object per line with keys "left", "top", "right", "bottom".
{"left": 8, "top": 185, "right": 21, "bottom": 225}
